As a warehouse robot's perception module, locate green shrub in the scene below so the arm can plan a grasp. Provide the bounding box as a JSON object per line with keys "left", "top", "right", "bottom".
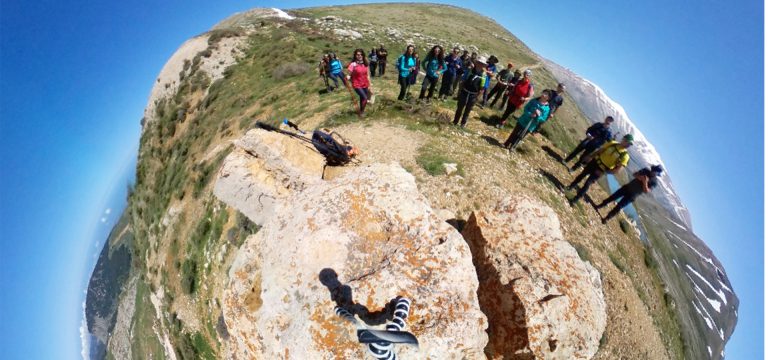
{"left": 416, "top": 148, "right": 462, "bottom": 176}
{"left": 643, "top": 248, "right": 658, "bottom": 269}
{"left": 609, "top": 253, "right": 627, "bottom": 274}
{"left": 207, "top": 28, "right": 241, "bottom": 45}
{"left": 180, "top": 259, "right": 197, "bottom": 294}
{"left": 573, "top": 243, "right": 591, "bottom": 263}
{"left": 619, "top": 218, "right": 631, "bottom": 234}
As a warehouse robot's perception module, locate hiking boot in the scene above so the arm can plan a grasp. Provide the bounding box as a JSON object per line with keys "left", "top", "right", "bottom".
{"left": 600, "top": 217, "right": 607, "bottom": 225}
{"left": 568, "top": 199, "right": 576, "bottom": 207}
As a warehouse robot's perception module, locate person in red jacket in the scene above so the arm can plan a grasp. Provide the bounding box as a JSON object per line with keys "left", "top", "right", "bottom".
{"left": 347, "top": 49, "right": 371, "bottom": 116}
{"left": 497, "top": 69, "right": 534, "bottom": 128}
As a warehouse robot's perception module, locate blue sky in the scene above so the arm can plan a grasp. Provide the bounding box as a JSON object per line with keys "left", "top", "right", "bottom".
{"left": 0, "top": 0, "right": 761, "bottom": 359}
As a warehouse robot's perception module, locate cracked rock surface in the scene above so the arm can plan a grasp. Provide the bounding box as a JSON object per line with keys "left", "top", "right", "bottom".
{"left": 214, "top": 129, "right": 488, "bottom": 358}
{"left": 462, "top": 195, "right": 607, "bottom": 359}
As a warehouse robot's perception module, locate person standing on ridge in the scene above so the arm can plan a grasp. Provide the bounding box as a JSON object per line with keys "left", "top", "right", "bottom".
{"left": 368, "top": 48, "right": 378, "bottom": 78}
{"left": 501, "top": 90, "right": 551, "bottom": 150}
{"left": 419, "top": 45, "right": 445, "bottom": 103}
{"left": 319, "top": 54, "right": 331, "bottom": 92}
{"left": 596, "top": 165, "right": 663, "bottom": 224}
{"left": 478, "top": 55, "right": 498, "bottom": 108}
{"left": 376, "top": 44, "right": 388, "bottom": 76}
{"left": 562, "top": 116, "right": 614, "bottom": 171}
{"left": 545, "top": 83, "right": 566, "bottom": 119}
{"left": 487, "top": 63, "right": 514, "bottom": 108}
{"left": 453, "top": 56, "right": 487, "bottom": 127}
{"left": 498, "top": 69, "right": 534, "bottom": 128}
{"left": 408, "top": 52, "right": 420, "bottom": 89}
{"left": 567, "top": 134, "right": 634, "bottom": 206}
{"left": 452, "top": 49, "right": 470, "bottom": 96}
{"left": 497, "top": 68, "right": 522, "bottom": 111}
{"left": 328, "top": 53, "right": 347, "bottom": 91}
{"left": 347, "top": 49, "right": 371, "bottom": 117}
{"left": 396, "top": 45, "right": 417, "bottom": 101}
{"left": 456, "top": 51, "right": 477, "bottom": 96}
{"left": 438, "top": 47, "right": 462, "bottom": 101}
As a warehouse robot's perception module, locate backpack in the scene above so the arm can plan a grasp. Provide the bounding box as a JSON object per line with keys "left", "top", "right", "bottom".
{"left": 312, "top": 130, "right": 352, "bottom": 166}
{"left": 395, "top": 55, "right": 402, "bottom": 69}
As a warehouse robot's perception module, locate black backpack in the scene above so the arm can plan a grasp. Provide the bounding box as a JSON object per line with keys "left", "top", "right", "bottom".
{"left": 312, "top": 130, "right": 352, "bottom": 166}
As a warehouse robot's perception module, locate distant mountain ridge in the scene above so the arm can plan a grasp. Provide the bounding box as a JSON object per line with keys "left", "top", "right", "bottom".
{"left": 539, "top": 56, "right": 737, "bottom": 359}
{"left": 540, "top": 57, "right": 693, "bottom": 229}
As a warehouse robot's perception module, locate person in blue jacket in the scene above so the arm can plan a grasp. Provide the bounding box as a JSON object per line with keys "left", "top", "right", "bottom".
{"left": 478, "top": 55, "right": 498, "bottom": 107}
{"left": 438, "top": 47, "right": 462, "bottom": 101}
{"left": 396, "top": 45, "right": 417, "bottom": 101}
{"left": 502, "top": 90, "right": 551, "bottom": 150}
{"left": 453, "top": 56, "right": 487, "bottom": 127}
{"left": 563, "top": 116, "right": 614, "bottom": 171}
{"left": 327, "top": 53, "right": 347, "bottom": 91}
{"left": 418, "top": 45, "right": 445, "bottom": 102}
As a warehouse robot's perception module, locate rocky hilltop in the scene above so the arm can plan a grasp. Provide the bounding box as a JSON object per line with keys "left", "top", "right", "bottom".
{"left": 88, "top": 4, "right": 736, "bottom": 360}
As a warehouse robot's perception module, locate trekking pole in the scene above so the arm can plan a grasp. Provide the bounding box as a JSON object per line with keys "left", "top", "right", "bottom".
{"left": 510, "top": 113, "right": 537, "bottom": 149}
{"left": 342, "top": 75, "right": 362, "bottom": 116}
{"left": 282, "top": 118, "right": 305, "bottom": 134}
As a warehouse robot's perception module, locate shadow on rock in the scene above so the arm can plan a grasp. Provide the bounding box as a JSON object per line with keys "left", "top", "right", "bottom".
{"left": 461, "top": 215, "right": 533, "bottom": 359}
{"left": 446, "top": 218, "right": 467, "bottom": 232}
{"left": 319, "top": 268, "right": 396, "bottom": 326}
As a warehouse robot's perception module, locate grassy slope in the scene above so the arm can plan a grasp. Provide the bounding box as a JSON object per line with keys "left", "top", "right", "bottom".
{"left": 120, "top": 3, "right": 684, "bottom": 359}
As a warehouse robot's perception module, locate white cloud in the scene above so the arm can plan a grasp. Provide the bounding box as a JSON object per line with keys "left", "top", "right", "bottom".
{"left": 100, "top": 217, "right": 107, "bottom": 223}
{"left": 105, "top": 208, "right": 112, "bottom": 215}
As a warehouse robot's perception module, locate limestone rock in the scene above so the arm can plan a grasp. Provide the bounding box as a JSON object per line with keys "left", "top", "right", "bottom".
{"left": 214, "top": 131, "right": 488, "bottom": 358}
{"left": 333, "top": 28, "right": 363, "bottom": 40}
{"left": 462, "top": 195, "right": 607, "bottom": 359}
{"left": 443, "top": 163, "right": 458, "bottom": 175}
{"left": 213, "top": 128, "right": 326, "bottom": 226}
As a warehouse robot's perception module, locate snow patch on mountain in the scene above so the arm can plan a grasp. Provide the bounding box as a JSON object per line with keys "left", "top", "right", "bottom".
{"left": 540, "top": 57, "right": 692, "bottom": 228}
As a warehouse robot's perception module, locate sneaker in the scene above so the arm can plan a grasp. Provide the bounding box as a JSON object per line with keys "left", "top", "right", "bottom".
{"left": 369, "top": 95, "right": 376, "bottom": 104}
{"left": 568, "top": 199, "right": 576, "bottom": 207}
{"left": 600, "top": 217, "right": 607, "bottom": 225}
{"left": 495, "top": 124, "right": 503, "bottom": 129}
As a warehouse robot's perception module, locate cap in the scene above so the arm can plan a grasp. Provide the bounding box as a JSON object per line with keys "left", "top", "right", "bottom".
{"left": 524, "top": 69, "right": 532, "bottom": 76}
{"left": 476, "top": 56, "right": 488, "bottom": 64}
{"left": 507, "top": 62, "right": 514, "bottom": 68}
{"left": 622, "top": 134, "right": 634, "bottom": 144}
{"left": 651, "top": 164, "right": 663, "bottom": 174}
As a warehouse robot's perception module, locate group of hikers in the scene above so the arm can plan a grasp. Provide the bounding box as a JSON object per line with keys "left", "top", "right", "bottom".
{"left": 315, "top": 43, "right": 663, "bottom": 225}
